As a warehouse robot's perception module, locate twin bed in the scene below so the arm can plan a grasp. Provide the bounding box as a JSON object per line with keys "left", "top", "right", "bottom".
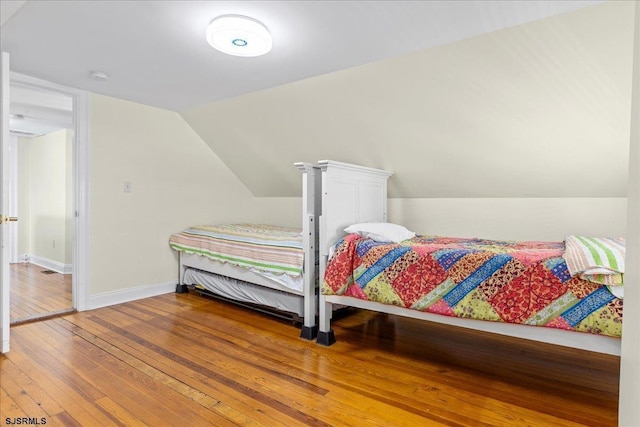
{"left": 170, "top": 162, "right": 321, "bottom": 339}
{"left": 170, "top": 160, "right": 623, "bottom": 355}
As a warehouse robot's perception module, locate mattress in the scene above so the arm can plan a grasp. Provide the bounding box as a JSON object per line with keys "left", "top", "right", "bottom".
{"left": 170, "top": 223, "right": 304, "bottom": 282}
{"left": 322, "top": 234, "right": 623, "bottom": 338}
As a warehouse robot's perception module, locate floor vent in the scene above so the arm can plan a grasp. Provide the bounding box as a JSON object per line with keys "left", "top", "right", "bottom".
{"left": 41, "top": 270, "right": 57, "bottom": 275}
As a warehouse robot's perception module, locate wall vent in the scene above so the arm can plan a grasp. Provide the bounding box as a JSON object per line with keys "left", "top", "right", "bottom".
{"left": 10, "top": 129, "right": 42, "bottom": 137}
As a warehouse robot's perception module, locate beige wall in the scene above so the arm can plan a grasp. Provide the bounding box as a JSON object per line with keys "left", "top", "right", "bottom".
{"left": 17, "top": 137, "right": 29, "bottom": 257}
{"left": 254, "top": 197, "right": 301, "bottom": 227}
{"left": 255, "top": 196, "right": 627, "bottom": 242}
{"left": 388, "top": 198, "right": 627, "bottom": 241}
{"left": 65, "top": 129, "right": 72, "bottom": 265}
{"left": 619, "top": 2, "right": 639, "bottom": 424}
{"left": 89, "top": 94, "right": 255, "bottom": 295}
{"left": 17, "top": 129, "right": 72, "bottom": 265}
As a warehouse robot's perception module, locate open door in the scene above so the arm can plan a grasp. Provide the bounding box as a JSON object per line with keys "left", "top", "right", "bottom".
{"left": 1, "top": 51, "right": 11, "bottom": 353}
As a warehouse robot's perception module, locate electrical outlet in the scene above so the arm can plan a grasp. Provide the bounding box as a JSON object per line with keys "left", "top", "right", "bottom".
{"left": 124, "top": 181, "right": 132, "bottom": 193}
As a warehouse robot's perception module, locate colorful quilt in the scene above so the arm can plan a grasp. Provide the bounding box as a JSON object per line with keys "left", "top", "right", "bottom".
{"left": 169, "top": 224, "right": 304, "bottom": 277}
{"left": 323, "top": 235, "right": 623, "bottom": 338}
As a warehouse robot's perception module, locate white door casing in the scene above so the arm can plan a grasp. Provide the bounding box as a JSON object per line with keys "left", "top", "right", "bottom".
{"left": 0, "top": 70, "right": 90, "bottom": 354}
{"left": 1, "top": 51, "right": 11, "bottom": 353}
{"left": 9, "top": 72, "right": 91, "bottom": 315}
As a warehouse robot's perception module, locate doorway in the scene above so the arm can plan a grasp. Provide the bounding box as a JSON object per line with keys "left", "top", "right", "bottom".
{"left": 8, "top": 82, "right": 74, "bottom": 324}
{"left": 5, "top": 73, "right": 90, "bottom": 328}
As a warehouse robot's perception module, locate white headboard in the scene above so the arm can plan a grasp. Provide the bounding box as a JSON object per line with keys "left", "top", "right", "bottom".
{"left": 318, "top": 160, "right": 393, "bottom": 258}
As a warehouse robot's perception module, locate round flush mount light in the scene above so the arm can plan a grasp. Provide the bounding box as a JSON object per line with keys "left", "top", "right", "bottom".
{"left": 206, "top": 15, "right": 272, "bottom": 57}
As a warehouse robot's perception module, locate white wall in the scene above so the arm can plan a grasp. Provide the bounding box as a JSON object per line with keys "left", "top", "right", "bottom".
{"left": 17, "top": 128, "right": 72, "bottom": 266}
{"left": 619, "top": 2, "right": 640, "bottom": 425}
{"left": 255, "top": 196, "right": 627, "bottom": 242}
{"left": 254, "top": 197, "right": 301, "bottom": 227}
{"left": 89, "top": 94, "right": 256, "bottom": 299}
{"left": 16, "top": 135, "right": 28, "bottom": 259}
{"left": 388, "top": 197, "right": 627, "bottom": 241}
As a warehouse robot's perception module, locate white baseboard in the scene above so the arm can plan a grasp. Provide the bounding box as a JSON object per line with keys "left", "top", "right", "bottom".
{"left": 87, "top": 281, "right": 176, "bottom": 311}
{"left": 30, "top": 255, "right": 72, "bottom": 274}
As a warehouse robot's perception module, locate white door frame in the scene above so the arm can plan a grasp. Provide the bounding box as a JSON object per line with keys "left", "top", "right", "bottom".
{"left": 1, "top": 52, "right": 10, "bottom": 353}
{"left": 9, "top": 72, "right": 90, "bottom": 313}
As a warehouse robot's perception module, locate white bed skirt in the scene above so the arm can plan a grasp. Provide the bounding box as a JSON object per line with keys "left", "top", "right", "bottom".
{"left": 183, "top": 268, "right": 305, "bottom": 317}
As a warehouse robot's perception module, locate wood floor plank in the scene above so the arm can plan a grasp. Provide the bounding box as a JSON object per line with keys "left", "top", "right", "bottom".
{"left": 91, "top": 305, "right": 400, "bottom": 427}
{"left": 0, "top": 356, "right": 65, "bottom": 417}
{"left": 52, "top": 319, "right": 239, "bottom": 427}
{"left": 105, "top": 308, "right": 459, "bottom": 426}
{"left": 2, "top": 291, "right": 619, "bottom": 426}
{"left": 0, "top": 386, "right": 24, "bottom": 420}
{"left": 0, "top": 360, "right": 58, "bottom": 420}
{"left": 49, "top": 410, "right": 91, "bottom": 427}
{"left": 10, "top": 263, "right": 72, "bottom": 324}
{"left": 97, "top": 320, "right": 419, "bottom": 427}
{"left": 140, "top": 300, "right": 596, "bottom": 427}
{"left": 87, "top": 315, "right": 331, "bottom": 426}
{"left": 61, "top": 313, "right": 301, "bottom": 427}
{"left": 36, "top": 322, "right": 227, "bottom": 427}
{"left": 132, "top": 296, "right": 615, "bottom": 426}
{"left": 93, "top": 396, "right": 148, "bottom": 427}
{"left": 141, "top": 298, "right": 616, "bottom": 427}
{"left": 6, "top": 328, "right": 122, "bottom": 426}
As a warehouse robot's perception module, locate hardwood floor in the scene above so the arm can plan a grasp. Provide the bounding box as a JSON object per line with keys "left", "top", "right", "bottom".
{"left": 9, "top": 263, "right": 73, "bottom": 324}
{"left": 0, "top": 291, "right": 620, "bottom": 426}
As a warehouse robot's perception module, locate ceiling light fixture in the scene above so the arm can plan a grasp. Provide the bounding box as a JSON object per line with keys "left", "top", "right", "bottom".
{"left": 206, "top": 15, "right": 272, "bottom": 57}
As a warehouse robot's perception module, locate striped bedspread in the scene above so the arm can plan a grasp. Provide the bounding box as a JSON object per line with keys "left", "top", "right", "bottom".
{"left": 169, "top": 224, "right": 304, "bottom": 277}
{"left": 323, "top": 235, "right": 622, "bottom": 338}
{"left": 563, "top": 236, "right": 625, "bottom": 286}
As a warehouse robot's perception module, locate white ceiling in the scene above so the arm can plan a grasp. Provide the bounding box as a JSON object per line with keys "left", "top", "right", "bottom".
{"left": 0, "top": 0, "right": 603, "bottom": 113}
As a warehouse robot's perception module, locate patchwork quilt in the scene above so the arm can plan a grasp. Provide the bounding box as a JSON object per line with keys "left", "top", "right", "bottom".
{"left": 322, "top": 235, "right": 622, "bottom": 338}
{"left": 170, "top": 224, "right": 304, "bottom": 277}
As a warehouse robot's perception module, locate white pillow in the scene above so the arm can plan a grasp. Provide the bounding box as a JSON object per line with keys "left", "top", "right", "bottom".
{"left": 344, "top": 222, "right": 415, "bottom": 243}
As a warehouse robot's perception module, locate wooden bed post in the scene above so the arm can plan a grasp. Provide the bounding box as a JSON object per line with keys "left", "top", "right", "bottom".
{"left": 315, "top": 160, "right": 393, "bottom": 346}
{"left": 294, "top": 162, "right": 321, "bottom": 340}
{"left": 317, "top": 162, "right": 335, "bottom": 346}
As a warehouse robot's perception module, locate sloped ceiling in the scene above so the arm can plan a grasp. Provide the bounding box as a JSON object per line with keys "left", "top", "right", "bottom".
{"left": 0, "top": 1, "right": 600, "bottom": 111}
{"left": 182, "top": 1, "right": 634, "bottom": 198}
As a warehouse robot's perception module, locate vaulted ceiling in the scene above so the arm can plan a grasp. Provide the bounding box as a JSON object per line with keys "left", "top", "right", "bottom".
{"left": 181, "top": 1, "right": 635, "bottom": 198}
{"left": 1, "top": 1, "right": 600, "bottom": 111}
{"left": 1, "top": 1, "right": 634, "bottom": 199}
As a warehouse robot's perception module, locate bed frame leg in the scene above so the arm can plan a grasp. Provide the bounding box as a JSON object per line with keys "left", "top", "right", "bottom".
{"left": 175, "top": 284, "right": 189, "bottom": 294}
{"left": 316, "top": 330, "right": 336, "bottom": 346}
{"left": 317, "top": 294, "right": 336, "bottom": 345}
{"left": 300, "top": 325, "right": 318, "bottom": 340}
